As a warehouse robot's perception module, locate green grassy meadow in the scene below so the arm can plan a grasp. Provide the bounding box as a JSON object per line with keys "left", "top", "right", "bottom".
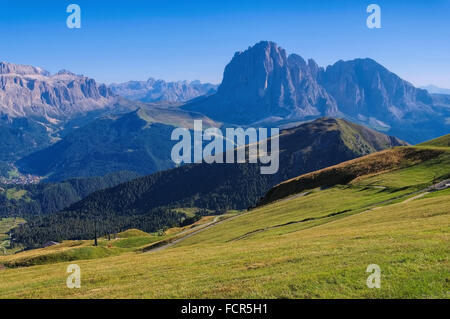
{"left": 5, "top": 188, "right": 28, "bottom": 201}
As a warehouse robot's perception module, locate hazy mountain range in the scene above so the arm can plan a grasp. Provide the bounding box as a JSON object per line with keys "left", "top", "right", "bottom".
{"left": 109, "top": 78, "right": 217, "bottom": 103}
{"left": 421, "top": 85, "right": 450, "bottom": 95}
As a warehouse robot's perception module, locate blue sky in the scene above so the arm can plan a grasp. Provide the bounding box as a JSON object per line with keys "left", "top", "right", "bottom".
{"left": 1, "top": 0, "right": 449, "bottom": 87}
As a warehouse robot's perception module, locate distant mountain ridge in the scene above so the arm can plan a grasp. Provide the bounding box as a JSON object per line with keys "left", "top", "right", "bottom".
{"left": 319, "top": 57, "right": 434, "bottom": 122}
{"left": 13, "top": 117, "right": 407, "bottom": 246}
{"left": 1, "top": 42, "right": 449, "bottom": 181}
{"left": 63, "top": 118, "right": 406, "bottom": 214}
{"left": 16, "top": 107, "right": 219, "bottom": 181}
{"left": 421, "top": 85, "right": 450, "bottom": 95}
{"left": 0, "top": 62, "right": 220, "bottom": 178}
{"left": 109, "top": 78, "right": 218, "bottom": 103}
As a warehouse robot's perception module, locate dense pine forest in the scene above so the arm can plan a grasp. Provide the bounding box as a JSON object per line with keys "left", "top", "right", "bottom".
{"left": 0, "top": 171, "right": 139, "bottom": 217}
{"left": 10, "top": 163, "right": 267, "bottom": 248}
{"left": 11, "top": 208, "right": 181, "bottom": 248}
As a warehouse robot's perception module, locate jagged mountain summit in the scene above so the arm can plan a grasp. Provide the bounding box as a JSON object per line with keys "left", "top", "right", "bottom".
{"left": 184, "top": 41, "right": 339, "bottom": 124}
{"left": 109, "top": 78, "right": 218, "bottom": 103}
{"left": 183, "top": 41, "right": 449, "bottom": 143}
{"left": 0, "top": 61, "right": 114, "bottom": 120}
{"left": 319, "top": 57, "right": 434, "bottom": 124}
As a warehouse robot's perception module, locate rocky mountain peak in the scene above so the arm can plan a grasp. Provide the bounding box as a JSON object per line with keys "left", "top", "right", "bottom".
{"left": 184, "top": 41, "right": 441, "bottom": 133}
{"left": 185, "top": 41, "right": 337, "bottom": 124}
{"left": 56, "top": 69, "right": 77, "bottom": 76}
{"left": 0, "top": 61, "right": 50, "bottom": 76}
{"left": 319, "top": 57, "right": 434, "bottom": 121}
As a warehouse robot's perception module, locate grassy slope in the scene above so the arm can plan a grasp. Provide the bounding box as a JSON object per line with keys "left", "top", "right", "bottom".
{"left": 258, "top": 146, "right": 444, "bottom": 205}
{"left": 0, "top": 145, "right": 448, "bottom": 298}
{"left": 0, "top": 218, "right": 26, "bottom": 255}
{"left": 5, "top": 188, "right": 28, "bottom": 201}
{"left": 0, "top": 218, "right": 25, "bottom": 240}
{"left": 418, "top": 134, "right": 450, "bottom": 148}
{"left": 0, "top": 216, "right": 218, "bottom": 268}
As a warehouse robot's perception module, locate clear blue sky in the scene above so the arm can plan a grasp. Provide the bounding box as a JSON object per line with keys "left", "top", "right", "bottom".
{"left": 1, "top": 0, "right": 449, "bottom": 87}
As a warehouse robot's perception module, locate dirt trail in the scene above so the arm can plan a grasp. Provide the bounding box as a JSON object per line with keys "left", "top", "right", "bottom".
{"left": 401, "top": 192, "right": 429, "bottom": 203}
{"left": 147, "top": 211, "right": 255, "bottom": 253}
{"left": 146, "top": 207, "right": 261, "bottom": 253}
{"left": 400, "top": 178, "right": 450, "bottom": 204}
{"left": 148, "top": 216, "right": 221, "bottom": 252}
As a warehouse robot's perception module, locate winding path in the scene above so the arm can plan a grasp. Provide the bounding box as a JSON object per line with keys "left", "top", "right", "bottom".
{"left": 147, "top": 216, "right": 223, "bottom": 252}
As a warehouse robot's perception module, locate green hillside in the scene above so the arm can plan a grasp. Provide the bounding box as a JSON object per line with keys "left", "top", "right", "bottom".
{"left": 11, "top": 118, "right": 407, "bottom": 248}
{"left": 258, "top": 147, "right": 444, "bottom": 205}
{"left": 0, "top": 117, "right": 54, "bottom": 164}
{"left": 16, "top": 109, "right": 178, "bottom": 181}
{"left": 418, "top": 133, "right": 450, "bottom": 147}
{"left": 0, "top": 217, "right": 25, "bottom": 255}
{"left": 0, "top": 139, "right": 448, "bottom": 298}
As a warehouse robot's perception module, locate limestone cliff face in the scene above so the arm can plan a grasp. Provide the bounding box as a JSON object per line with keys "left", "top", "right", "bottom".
{"left": 318, "top": 58, "right": 434, "bottom": 122}
{"left": 0, "top": 62, "right": 113, "bottom": 120}
{"left": 183, "top": 41, "right": 436, "bottom": 128}
{"left": 218, "top": 41, "right": 295, "bottom": 118}
{"left": 287, "top": 54, "right": 338, "bottom": 119}
{"left": 184, "top": 41, "right": 337, "bottom": 124}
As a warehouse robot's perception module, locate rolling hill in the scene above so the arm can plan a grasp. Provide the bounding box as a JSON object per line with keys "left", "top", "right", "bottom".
{"left": 257, "top": 147, "right": 442, "bottom": 206}
{"left": 11, "top": 118, "right": 406, "bottom": 247}
{"left": 419, "top": 134, "right": 450, "bottom": 148}
{"left": 1, "top": 135, "right": 449, "bottom": 298}
{"left": 60, "top": 117, "right": 407, "bottom": 213}
{"left": 16, "top": 107, "right": 219, "bottom": 181}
